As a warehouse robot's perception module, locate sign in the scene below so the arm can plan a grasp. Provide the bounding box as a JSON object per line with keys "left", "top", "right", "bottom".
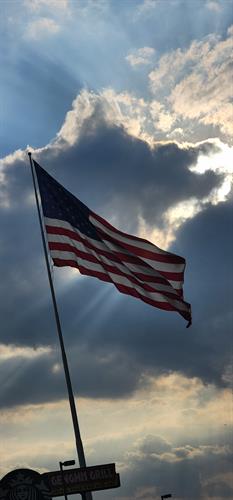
{"left": 0, "top": 469, "right": 51, "bottom": 500}
{"left": 43, "top": 463, "right": 120, "bottom": 495}
{"left": 0, "top": 465, "right": 120, "bottom": 498}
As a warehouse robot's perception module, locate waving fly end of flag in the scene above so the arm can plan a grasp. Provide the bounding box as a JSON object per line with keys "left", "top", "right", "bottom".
{"left": 34, "top": 160, "right": 192, "bottom": 327}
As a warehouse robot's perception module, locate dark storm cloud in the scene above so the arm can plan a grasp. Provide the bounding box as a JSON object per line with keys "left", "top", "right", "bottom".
{"left": 0, "top": 354, "right": 66, "bottom": 408}
{"left": 0, "top": 201, "right": 57, "bottom": 346}
{"left": 0, "top": 341, "right": 143, "bottom": 409}
{"left": 37, "top": 118, "right": 223, "bottom": 232}
{"left": 0, "top": 196, "right": 232, "bottom": 407}
{"left": 83, "top": 196, "right": 233, "bottom": 390}
{"left": 0, "top": 115, "right": 231, "bottom": 408}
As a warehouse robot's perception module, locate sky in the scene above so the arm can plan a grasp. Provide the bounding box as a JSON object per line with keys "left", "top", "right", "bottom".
{"left": 0, "top": 0, "right": 233, "bottom": 499}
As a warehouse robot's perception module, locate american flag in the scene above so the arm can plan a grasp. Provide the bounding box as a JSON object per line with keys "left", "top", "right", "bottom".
{"left": 34, "top": 161, "right": 192, "bottom": 326}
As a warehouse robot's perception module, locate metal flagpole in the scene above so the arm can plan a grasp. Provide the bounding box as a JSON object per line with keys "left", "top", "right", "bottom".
{"left": 28, "top": 152, "right": 93, "bottom": 500}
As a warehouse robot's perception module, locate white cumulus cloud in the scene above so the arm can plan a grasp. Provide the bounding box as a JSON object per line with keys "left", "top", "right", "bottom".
{"left": 149, "top": 28, "right": 233, "bottom": 138}
{"left": 126, "top": 47, "right": 155, "bottom": 66}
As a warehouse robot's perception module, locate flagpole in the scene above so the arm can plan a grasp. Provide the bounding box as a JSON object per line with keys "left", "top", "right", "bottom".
{"left": 28, "top": 152, "right": 93, "bottom": 500}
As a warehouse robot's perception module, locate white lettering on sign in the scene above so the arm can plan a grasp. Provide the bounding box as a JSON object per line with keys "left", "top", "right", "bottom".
{"left": 43, "top": 464, "right": 118, "bottom": 495}
{"left": 64, "top": 472, "right": 88, "bottom": 484}
{"left": 89, "top": 468, "right": 113, "bottom": 481}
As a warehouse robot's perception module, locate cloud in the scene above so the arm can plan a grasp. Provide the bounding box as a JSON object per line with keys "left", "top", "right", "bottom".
{"left": 24, "top": 17, "right": 60, "bottom": 39}
{"left": 24, "top": 0, "right": 69, "bottom": 12}
{"left": 206, "top": 1, "right": 222, "bottom": 13}
{"left": 0, "top": 344, "right": 52, "bottom": 361}
{"left": 23, "top": 91, "right": 224, "bottom": 238}
{"left": 0, "top": 88, "right": 232, "bottom": 410}
{"left": 1, "top": 3, "right": 233, "bottom": 496}
{"left": 136, "top": 0, "right": 159, "bottom": 18}
{"left": 149, "top": 100, "right": 176, "bottom": 133}
{"left": 54, "top": 71, "right": 233, "bottom": 149}
{"left": 38, "top": 127, "right": 226, "bottom": 252}
{"left": 0, "top": 372, "right": 232, "bottom": 498}
{"left": 126, "top": 47, "right": 155, "bottom": 66}
{"left": 0, "top": 191, "right": 232, "bottom": 406}
{"left": 119, "top": 434, "right": 233, "bottom": 499}
{"left": 56, "top": 89, "right": 150, "bottom": 146}
{"left": 149, "top": 27, "right": 233, "bottom": 138}
{"left": 138, "top": 435, "right": 171, "bottom": 455}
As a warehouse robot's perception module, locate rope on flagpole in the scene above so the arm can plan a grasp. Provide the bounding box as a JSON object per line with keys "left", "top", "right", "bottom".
{"left": 28, "top": 152, "right": 93, "bottom": 500}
